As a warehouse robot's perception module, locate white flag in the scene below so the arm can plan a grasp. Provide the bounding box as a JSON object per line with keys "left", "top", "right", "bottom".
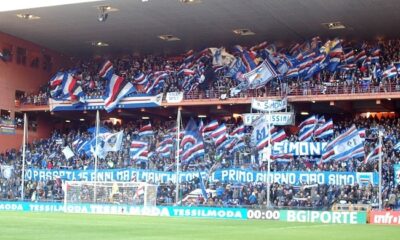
{"left": 62, "top": 146, "right": 75, "bottom": 159}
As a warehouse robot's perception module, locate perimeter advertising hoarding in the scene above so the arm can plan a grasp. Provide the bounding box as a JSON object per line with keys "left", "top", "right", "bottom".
{"left": 369, "top": 211, "right": 400, "bottom": 225}
{"left": 280, "top": 210, "right": 367, "bottom": 224}
{"left": 0, "top": 202, "right": 247, "bottom": 220}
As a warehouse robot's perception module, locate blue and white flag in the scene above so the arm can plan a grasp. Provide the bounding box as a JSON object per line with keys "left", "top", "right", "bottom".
{"left": 243, "top": 60, "right": 278, "bottom": 89}
{"left": 103, "top": 131, "right": 124, "bottom": 152}
{"left": 331, "top": 126, "right": 365, "bottom": 161}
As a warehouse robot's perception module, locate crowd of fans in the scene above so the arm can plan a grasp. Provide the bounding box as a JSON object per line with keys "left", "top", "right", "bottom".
{"left": 5, "top": 37, "right": 400, "bottom": 210}
{"left": 1, "top": 116, "right": 399, "bottom": 210}
{"left": 17, "top": 38, "right": 400, "bottom": 105}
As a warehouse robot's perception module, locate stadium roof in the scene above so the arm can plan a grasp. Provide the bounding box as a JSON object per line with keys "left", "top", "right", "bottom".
{"left": 0, "top": 0, "right": 399, "bottom": 56}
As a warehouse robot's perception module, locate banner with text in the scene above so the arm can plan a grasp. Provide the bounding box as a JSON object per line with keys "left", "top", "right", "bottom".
{"left": 280, "top": 210, "right": 367, "bottom": 224}
{"left": 165, "top": 92, "right": 184, "bottom": 103}
{"left": 369, "top": 210, "right": 400, "bottom": 225}
{"left": 242, "top": 113, "right": 294, "bottom": 126}
{"left": 272, "top": 142, "right": 328, "bottom": 156}
{"left": 0, "top": 201, "right": 247, "bottom": 220}
{"left": 251, "top": 98, "right": 287, "bottom": 112}
{"left": 25, "top": 168, "right": 378, "bottom": 186}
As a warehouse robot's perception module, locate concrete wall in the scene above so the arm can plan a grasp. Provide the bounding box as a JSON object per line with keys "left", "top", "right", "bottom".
{"left": 0, "top": 31, "right": 69, "bottom": 151}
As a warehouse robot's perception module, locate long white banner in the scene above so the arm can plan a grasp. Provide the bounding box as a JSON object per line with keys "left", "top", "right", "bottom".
{"left": 251, "top": 98, "right": 287, "bottom": 112}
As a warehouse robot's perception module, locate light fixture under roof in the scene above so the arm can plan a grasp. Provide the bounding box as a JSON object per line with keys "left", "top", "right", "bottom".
{"left": 180, "top": 0, "right": 202, "bottom": 4}
{"left": 322, "top": 21, "right": 346, "bottom": 30}
{"left": 158, "top": 35, "right": 180, "bottom": 41}
{"left": 233, "top": 28, "right": 255, "bottom": 36}
{"left": 300, "top": 111, "right": 309, "bottom": 116}
{"left": 142, "top": 116, "right": 150, "bottom": 120}
{"left": 16, "top": 13, "right": 40, "bottom": 20}
{"left": 95, "top": 5, "right": 119, "bottom": 12}
{"left": 91, "top": 41, "right": 109, "bottom": 47}
{"left": 198, "top": 115, "right": 207, "bottom": 118}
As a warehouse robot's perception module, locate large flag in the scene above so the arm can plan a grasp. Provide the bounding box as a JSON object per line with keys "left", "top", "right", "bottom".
{"left": 243, "top": 60, "right": 279, "bottom": 89}
{"left": 209, "top": 47, "right": 235, "bottom": 67}
{"left": 180, "top": 118, "right": 204, "bottom": 163}
{"left": 103, "top": 131, "right": 124, "bottom": 152}
{"left": 323, "top": 125, "right": 365, "bottom": 162}
{"left": 104, "top": 74, "right": 136, "bottom": 112}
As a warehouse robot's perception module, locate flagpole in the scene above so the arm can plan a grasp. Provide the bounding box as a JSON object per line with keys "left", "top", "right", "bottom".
{"left": 175, "top": 107, "right": 181, "bottom": 205}
{"left": 378, "top": 130, "right": 383, "bottom": 210}
{"left": 21, "top": 113, "right": 28, "bottom": 201}
{"left": 93, "top": 110, "right": 100, "bottom": 203}
{"left": 266, "top": 108, "right": 272, "bottom": 209}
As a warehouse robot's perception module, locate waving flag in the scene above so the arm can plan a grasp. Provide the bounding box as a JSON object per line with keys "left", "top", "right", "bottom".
{"left": 138, "top": 123, "right": 153, "bottom": 138}
{"left": 103, "top": 131, "right": 124, "bottom": 152}
{"left": 314, "top": 119, "right": 334, "bottom": 139}
{"left": 202, "top": 120, "right": 219, "bottom": 134}
{"left": 104, "top": 74, "right": 136, "bottom": 112}
{"left": 230, "top": 125, "right": 245, "bottom": 139}
{"left": 363, "top": 144, "right": 382, "bottom": 164}
{"left": 244, "top": 60, "right": 279, "bottom": 89}
{"left": 382, "top": 66, "right": 398, "bottom": 79}
{"left": 328, "top": 125, "right": 365, "bottom": 162}
{"left": 99, "top": 60, "right": 114, "bottom": 80}
{"left": 130, "top": 140, "right": 148, "bottom": 160}
{"left": 271, "top": 129, "right": 287, "bottom": 143}
{"left": 60, "top": 71, "right": 85, "bottom": 106}
{"left": 211, "top": 124, "right": 227, "bottom": 139}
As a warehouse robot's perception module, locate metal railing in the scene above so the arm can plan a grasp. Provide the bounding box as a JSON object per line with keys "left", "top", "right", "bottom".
{"left": 16, "top": 83, "right": 400, "bottom": 108}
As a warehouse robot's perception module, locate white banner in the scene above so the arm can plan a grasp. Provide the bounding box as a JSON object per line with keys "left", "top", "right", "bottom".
{"left": 242, "top": 113, "right": 294, "bottom": 126}
{"left": 166, "top": 92, "right": 184, "bottom": 103}
{"left": 251, "top": 98, "right": 287, "bottom": 112}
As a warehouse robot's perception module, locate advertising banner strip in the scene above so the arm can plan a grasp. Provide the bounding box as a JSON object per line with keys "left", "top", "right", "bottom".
{"left": 279, "top": 210, "right": 367, "bottom": 224}
{"left": 369, "top": 211, "right": 400, "bottom": 225}
{"left": 0, "top": 202, "right": 247, "bottom": 220}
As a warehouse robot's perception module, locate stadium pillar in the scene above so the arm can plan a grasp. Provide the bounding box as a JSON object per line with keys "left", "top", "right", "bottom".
{"left": 20, "top": 113, "right": 28, "bottom": 201}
